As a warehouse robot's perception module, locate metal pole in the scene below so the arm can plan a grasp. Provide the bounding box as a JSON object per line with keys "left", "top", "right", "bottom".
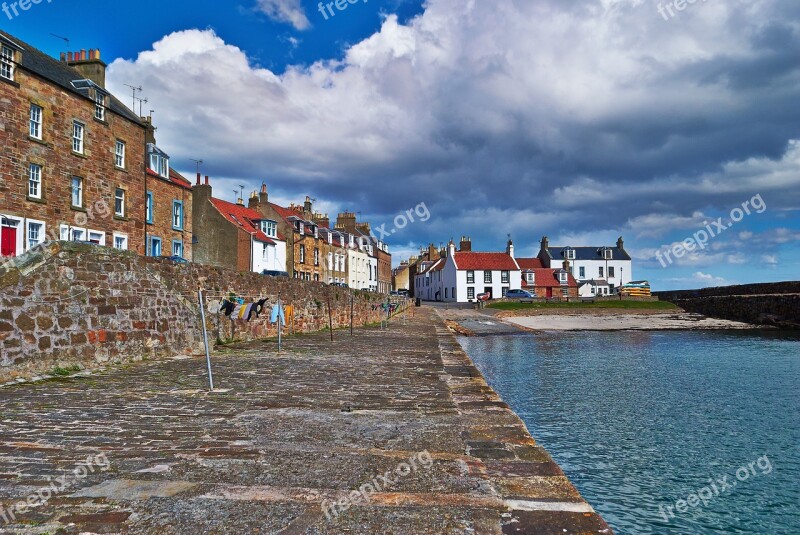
{"left": 327, "top": 291, "right": 334, "bottom": 341}
{"left": 198, "top": 289, "right": 214, "bottom": 391}
{"left": 277, "top": 297, "right": 282, "bottom": 352}
{"left": 350, "top": 293, "right": 354, "bottom": 336}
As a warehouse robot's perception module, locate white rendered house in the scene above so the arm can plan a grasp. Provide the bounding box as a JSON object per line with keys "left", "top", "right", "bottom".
{"left": 538, "top": 236, "right": 632, "bottom": 292}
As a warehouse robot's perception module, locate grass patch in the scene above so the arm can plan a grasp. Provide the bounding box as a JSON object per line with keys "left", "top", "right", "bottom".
{"left": 488, "top": 300, "right": 680, "bottom": 311}
{"left": 50, "top": 365, "right": 82, "bottom": 377}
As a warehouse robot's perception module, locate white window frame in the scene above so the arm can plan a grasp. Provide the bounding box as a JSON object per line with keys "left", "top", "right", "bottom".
{"left": 172, "top": 201, "right": 183, "bottom": 229}
{"left": 113, "top": 232, "right": 128, "bottom": 250}
{"left": 28, "top": 163, "right": 42, "bottom": 199}
{"left": 172, "top": 240, "right": 184, "bottom": 258}
{"left": 94, "top": 91, "right": 106, "bottom": 121}
{"left": 115, "top": 188, "right": 125, "bottom": 217}
{"left": 60, "top": 224, "right": 87, "bottom": 242}
{"left": 26, "top": 219, "right": 45, "bottom": 250}
{"left": 467, "top": 287, "right": 475, "bottom": 300}
{"left": 87, "top": 230, "right": 105, "bottom": 246}
{"left": 262, "top": 242, "right": 269, "bottom": 261}
{"left": 29, "top": 104, "right": 43, "bottom": 139}
{"left": 603, "top": 249, "right": 613, "bottom": 260}
{"left": 115, "top": 140, "right": 126, "bottom": 168}
{"left": 149, "top": 153, "right": 169, "bottom": 178}
{"left": 565, "top": 249, "right": 576, "bottom": 260}
{"left": 71, "top": 176, "right": 83, "bottom": 207}
{"left": 0, "top": 45, "right": 14, "bottom": 81}
{"left": 72, "top": 121, "right": 85, "bottom": 154}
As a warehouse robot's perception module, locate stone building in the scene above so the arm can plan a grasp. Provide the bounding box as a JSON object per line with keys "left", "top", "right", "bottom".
{"left": 393, "top": 260, "right": 410, "bottom": 292}
{"left": 192, "top": 178, "right": 286, "bottom": 273}
{"left": 143, "top": 122, "right": 192, "bottom": 259}
{"left": 0, "top": 31, "right": 147, "bottom": 258}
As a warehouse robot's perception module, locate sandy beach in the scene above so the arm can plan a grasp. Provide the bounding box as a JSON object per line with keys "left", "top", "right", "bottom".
{"left": 505, "top": 313, "right": 759, "bottom": 331}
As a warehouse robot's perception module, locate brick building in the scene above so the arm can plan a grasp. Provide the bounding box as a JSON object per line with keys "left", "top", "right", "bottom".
{"left": 0, "top": 31, "right": 147, "bottom": 258}
{"left": 144, "top": 122, "right": 193, "bottom": 259}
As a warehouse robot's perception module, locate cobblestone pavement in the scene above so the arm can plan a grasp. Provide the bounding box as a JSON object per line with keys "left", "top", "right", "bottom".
{"left": 0, "top": 307, "right": 611, "bottom": 534}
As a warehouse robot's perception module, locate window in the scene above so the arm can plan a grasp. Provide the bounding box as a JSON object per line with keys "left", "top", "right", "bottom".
{"left": 26, "top": 220, "right": 44, "bottom": 249}
{"left": 60, "top": 225, "right": 86, "bottom": 242}
{"left": 559, "top": 271, "right": 568, "bottom": 283}
{"left": 113, "top": 233, "right": 128, "bottom": 250}
{"left": 87, "top": 231, "right": 105, "bottom": 245}
{"left": 145, "top": 192, "right": 153, "bottom": 223}
{"left": 467, "top": 287, "right": 475, "bottom": 300}
{"left": 609, "top": 267, "right": 615, "bottom": 278}
{"left": 264, "top": 220, "right": 277, "bottom": 237}
{"left": 70, "top": 177, "right": 83, "bottom": 207}
{"left": 579, "top": 267, "right": 586, "bottom": 279}
{"left": 562, "top": 288, "right": 570, "bottom": 297}
{"left": 445, "top": 288, "right": 448, "bottom": 299}
{"left": 299, "top": 244, "right": 306, "bottom": 263}
{"left": 115, "top": 188, "right": 125, "bottom": 217}
{"left": 565, "top": 249, "right": 575, "bottom": 260}
{"left": 263, "top": 243, "right": 270, "bottom": 261}
{"left": 484, "top": 271, "right": 492, "bottom": 283}
{"left": 467, "top": 270, "right": 475, "bottom": 284}
{"left": 314, "top": 248, "right": 319, "bottom": 266}
{"left": 172, "top": 240, "right": 183, "bottom": 258}
{"left": 501, "top": 270, "right": 510, "bottom": 284}
{"left": 28, "top": 164, "right": 42, "bottom": 199}
{"left": 115, "top": 140, "right": 126, "bottom": 168}
{"left": 149, "top": 237, "right": 162, "bottom": 257}
{"left": 172, "top": 200, "right": 183, "bottom": 230}
{"left": 526, "top": 272, "right": 534, "bottom": 283}
{"left": 150, "top": 152, "right": 169, "bottom": 177}
{"left": 29, "top": 105, "right": 42, "bottom": 139}
{"left": 0, "top": 45, "right": 14, "bottom": 81}
{"left": 502, "top": 287, "right": 509, "bottom": 297}
{"left": 72, "top": 121, "right": 84, "bottom": 154}
{"left": 603, "top": 249, "right": 613, "bottom": 260}
{"left": 599, "top": 267, "right": 604, "bottom": 278}
{"left": 94, "top": 91, "right": 106, "bottom": 121}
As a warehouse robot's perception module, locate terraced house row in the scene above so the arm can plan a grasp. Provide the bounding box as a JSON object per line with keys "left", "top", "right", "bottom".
{"left": 0, "top": 30, "right": 391, "bottom": 292}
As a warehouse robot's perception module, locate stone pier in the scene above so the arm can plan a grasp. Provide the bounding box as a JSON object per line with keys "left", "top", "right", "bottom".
{"left": 0, "top": 307, "right": 611, "bottom": 534}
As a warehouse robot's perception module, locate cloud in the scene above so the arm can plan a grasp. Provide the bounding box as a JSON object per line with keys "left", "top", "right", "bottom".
{"left": 105, "top": 0, "right": 800, "bottom": 278}
{"left": 693, "top": 272, "right": 731, "bottom": 286}
{"left": 255, "top": 0, "right": 310, "bottom": 30}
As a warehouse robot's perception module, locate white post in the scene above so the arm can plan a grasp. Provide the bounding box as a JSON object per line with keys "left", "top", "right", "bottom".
{"left": 198, "top": 289, "right": 214, "bottom": 391}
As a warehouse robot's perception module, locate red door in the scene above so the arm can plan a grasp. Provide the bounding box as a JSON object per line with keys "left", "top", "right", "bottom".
{"left": 1, "top": 226, "right": 17, "bottom": 257}
{"left": 546, "top": 287, "right": 553, "bottom": 299}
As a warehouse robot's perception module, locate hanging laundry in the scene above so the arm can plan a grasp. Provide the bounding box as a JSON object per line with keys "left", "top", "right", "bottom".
{"left": 222, "top": 300, "right": 236, "bottom": 317}
{"left": 270, "top": 303, "right": 286, "bottom": 326}
{"left": 207, "top": 300, "right": 222, "bottom": 314}
{"left": 234, "top": 297, "right": 245, "bottom": 305}
{"left": 284, "top": 305, "right": 294, "bottom": 323}
{"left": 254, "top": 299, "right": 268, "bottom": 317}
{"left": 239, "top": 304, "right": 251, "bottom": 320}
{"left": 248, "top": 300, "right": 266, "bottom": 321}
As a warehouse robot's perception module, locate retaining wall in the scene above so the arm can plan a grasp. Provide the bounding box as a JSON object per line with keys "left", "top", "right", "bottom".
{"left": 0, "top": 242, "right": 400, "bottom": 381}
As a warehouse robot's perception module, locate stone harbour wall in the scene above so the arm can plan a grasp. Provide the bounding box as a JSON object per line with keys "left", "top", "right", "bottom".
{"left": 655, "top": 282, "right": 800, "bottom": 329}
{"left": 0, "top": 242, "right": 404, "bottom": 381}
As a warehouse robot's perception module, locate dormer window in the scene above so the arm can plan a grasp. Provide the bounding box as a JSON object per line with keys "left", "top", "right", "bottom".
{"left": 147, "top": 144, "right": 170, "bottom": 178}
{"left": 603, "top": 248, "right": 613, "bottom": 260}
{"left": 559, "top": 271, "right": 568, "bottom": 284}
{"left": 564, "top": 248, "right": 575, "bottom": 260}
{"left": 260, "top": 220, "right": 277, "bottom": 238}
{"left": 1, "top": 45, "right": 15, "bottom": 81}
{"left": 94, "top": 90, "right": 107, "bottom": 121}
{"left": 526, "top": 272, "right": 534, "bottom": 283}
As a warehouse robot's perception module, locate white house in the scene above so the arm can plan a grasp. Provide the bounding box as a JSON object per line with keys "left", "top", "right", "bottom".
{"left": 578, "top": 279, "right": 611, "bottom": 298}
{"left": 414, "top": 240, "right": 522, "bottom": 303}
{"left": 346, "top": 234, "right": 372, "bottom": 290}
{"left": 251, "top": 218, "right": 287, "bottom": 274}
{"left": 538, "top": 236, "right": 632, "bottom": 292}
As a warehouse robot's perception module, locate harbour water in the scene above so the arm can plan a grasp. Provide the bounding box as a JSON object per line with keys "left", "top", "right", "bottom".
{"left": 459, "top": 330, "right": 800, "bottom": 534}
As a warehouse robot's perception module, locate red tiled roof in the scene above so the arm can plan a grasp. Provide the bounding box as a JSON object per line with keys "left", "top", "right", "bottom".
{"left": 168, "top": 168, "right": 193, "bottom": 190}
{"left": 209, "top": 197, "right": 277, "bottom": 244}
{"left": 453, "top": 252, "right": 519, "bottom": 271}
{"left": 516, "top": 258, "right": 544, "bottom": 269}
{"left": 523, "top": 268, "right": 579, "bottom": 288}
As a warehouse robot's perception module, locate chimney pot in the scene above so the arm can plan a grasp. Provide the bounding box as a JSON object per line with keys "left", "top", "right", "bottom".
{"left": 205, "top": 175, "right": 209, "bottom": 185}
{"left": 67, "top": 51, "right": 73, "bottom": 62}
{"left": 196, "top": 172, "right": 201, "bottom": 185}
{"left": 261, "top": 183, "right": 267, "bottom": 193}
{"left": 60, "top": 52, "right": 66, "bottom": 62}
{"left": 80, "top": 49, "right": 87, "bottom": 61}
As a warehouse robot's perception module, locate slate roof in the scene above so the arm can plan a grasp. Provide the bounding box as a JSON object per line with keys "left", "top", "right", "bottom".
{"left": 209, "top": 198, "right": 277, "bottom": 245}
{"left": 0, "top": 30, "right": 143, "bottom": 125}
{"left": 453, "top": 253, "right": 520, "bottom": 271}
{"left": 544, "top": 246, "right": 631, "bottom": 261}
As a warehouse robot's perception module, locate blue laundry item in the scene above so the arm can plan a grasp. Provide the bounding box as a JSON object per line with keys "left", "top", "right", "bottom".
{"left": 270, "top": 304, "right": 286, "bottom": 326}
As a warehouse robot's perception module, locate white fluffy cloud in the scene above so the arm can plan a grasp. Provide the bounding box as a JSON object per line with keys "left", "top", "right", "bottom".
{"left": 106, "top": 0, "right": 800, "bottom": 264}
{"left": 255, "top": 0, "right": 311, "bottom": 30}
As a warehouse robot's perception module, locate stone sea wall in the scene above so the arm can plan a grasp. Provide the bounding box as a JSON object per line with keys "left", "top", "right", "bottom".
{"left": 0, "top": 242, "right": 402, "bottom": 381}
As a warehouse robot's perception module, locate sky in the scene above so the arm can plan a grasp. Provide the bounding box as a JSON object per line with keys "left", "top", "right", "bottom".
{"left": 3, "top": 0, "right": 799, "bottom": 290}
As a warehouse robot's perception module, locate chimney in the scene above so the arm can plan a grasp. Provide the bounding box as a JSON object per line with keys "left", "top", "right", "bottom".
{"left": 259, "top": 183, "right": 269, "bottom": 205}
{"left": 313, "top": 212, "right": 330, "bottom": 229}
{"left": 144, "top": 118, "right": 157, "bottom": 145}
{"left": 236, "top": 196, "right": 244, "bottom": 206}
{"left": 427, "top": 244, "right": 438, "bottom": 261}
{"left": 196, "top": 172, "right": 201, "bottom": 186}
{"left": 448, "top": 240, "right": 456, "bottom": 257}
{"left": 506, "top": 239, "right": 515, "bottom": 258}
{"left": 459, "top": 236, "right": 472, "bottom": 252}
{"left": 617, "top": 236, "right": 625, "bottom": 250}
{"left": 304, "top": 196, "right": 313, "bottom": 216}
{"left": 248, "top": 191, "right": 259, "bottom": 210}
{"left": 193, "top": 174, "right": 213, "bottom": 209}
{"left": 336, "top": 212, "right": 358, "bottom": 233}
{"left": 65, "top": 48, "right": 107, "bottom": 88}
{"left": 541, "top": 236, "right": 549, "bottom": 251}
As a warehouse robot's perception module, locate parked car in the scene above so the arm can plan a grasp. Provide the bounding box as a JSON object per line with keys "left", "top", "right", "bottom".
{"left": 262, "top": 270, "right": 289, "bottom": 278}
{"left": 166, "top": 255, "right": 189, "bottom": 264}
{"left": 506, "top": 289, "right": 534, "bottom": 299}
